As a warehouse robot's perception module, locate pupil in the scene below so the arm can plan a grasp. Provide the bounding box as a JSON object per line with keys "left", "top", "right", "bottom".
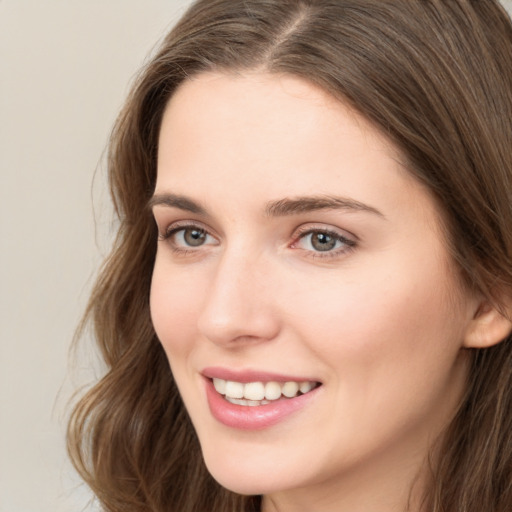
{"left": 184, "top": 229, "right": 206, "bottom": 246}
{"left": 312, "top": 232, "right": 336, "bottom": 251}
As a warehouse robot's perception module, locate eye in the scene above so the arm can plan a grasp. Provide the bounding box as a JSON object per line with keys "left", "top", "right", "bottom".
{"left": 159, "top": 223, "right": 218, "bottom": 251}
{"left": 293, "top": 227, "right": 356, "bottom": 256}
{"left": 175, "top": 227, "right": 209, "bottom": 247}
{"left": 304, "top": 231, "right": 339, "bottom": 251}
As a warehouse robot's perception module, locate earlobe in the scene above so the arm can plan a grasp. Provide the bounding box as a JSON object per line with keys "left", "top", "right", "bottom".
{"left": 463, "top": 300, "right": 512, "bottom": 349}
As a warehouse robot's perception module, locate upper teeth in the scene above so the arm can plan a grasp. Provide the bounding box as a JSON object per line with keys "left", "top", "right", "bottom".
{"left": 213, "top": 378, "right": 316, "bottom": 401}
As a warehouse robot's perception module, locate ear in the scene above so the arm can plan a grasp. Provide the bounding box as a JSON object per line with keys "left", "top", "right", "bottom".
{"left": 463, "top": 299, "right": 512, "bottom": 349}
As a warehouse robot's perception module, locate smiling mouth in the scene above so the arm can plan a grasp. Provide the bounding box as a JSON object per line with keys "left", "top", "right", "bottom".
{"left": 211, "top": 378, "right": 321, "bottom": 406}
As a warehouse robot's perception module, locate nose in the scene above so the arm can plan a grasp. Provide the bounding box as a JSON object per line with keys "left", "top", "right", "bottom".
{"left": 197, "top": 248, "right": 281, "bottom": 347}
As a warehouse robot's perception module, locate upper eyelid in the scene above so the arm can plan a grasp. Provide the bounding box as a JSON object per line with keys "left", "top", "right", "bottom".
{"left": 292, "top": 229, "right": 356, "bottom": 248}
{"left": 156, "top": 218, "right": 357, "bottom": 244}
{"left": 291, "top": 227, "right": 358, "bottom": 260}
{"left": 292, "top": 223, "right": 358, "bottom": 242}
{"left": 158, "top": 218, "right": 214, "bottom": 235}
{"left": 159, "top": 224, "right": 218, "bottom": 249}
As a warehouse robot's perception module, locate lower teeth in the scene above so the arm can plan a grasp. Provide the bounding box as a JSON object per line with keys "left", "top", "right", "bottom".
{"left": 224, "top": 391, "right": 310, "bottom": 406}
{"left": 225, "top": 397, "right": 272, "bottom": 406}
{"left": 217, "top": 382, "right": 319, "bottom": 406}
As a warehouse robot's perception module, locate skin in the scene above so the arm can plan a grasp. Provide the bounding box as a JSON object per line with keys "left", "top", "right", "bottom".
{"left": 150, "top": 72, "right": 483, "bottom": 512}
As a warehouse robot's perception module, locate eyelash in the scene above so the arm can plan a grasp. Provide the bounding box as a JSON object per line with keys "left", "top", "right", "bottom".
{"left": 291, "top": 226, "right": 356, "bottom": 259}
{"left": 158, "top": 222, "right": 356, "bottom": 259}
{"left": 159, "top": 221, "right": 216, "bottom": 255}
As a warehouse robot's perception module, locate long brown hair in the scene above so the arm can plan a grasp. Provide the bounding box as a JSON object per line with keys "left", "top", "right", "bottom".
{"left": 68, "top": 1, "right": 512, "bottom": 510}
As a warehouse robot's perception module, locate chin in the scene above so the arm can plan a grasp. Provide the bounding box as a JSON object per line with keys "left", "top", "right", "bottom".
{"left": 209, "top": 473, "right": 287, "bottom": 497}
{"left": 203, "top": 455, "right": 263, "bottom": 494}
{"left": 201, "top": 445, "right": 307, "bottom": 497}
{"left": 211, "top": 474, "right": 268, "bottom": 496}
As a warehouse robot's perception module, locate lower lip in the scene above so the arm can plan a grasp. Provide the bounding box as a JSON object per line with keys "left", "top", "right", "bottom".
{"left": 204, "top": 378, "right": 321, "bottom": 430}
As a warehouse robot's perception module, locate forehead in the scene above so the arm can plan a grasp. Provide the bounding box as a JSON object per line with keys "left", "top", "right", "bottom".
{"left": 157, "top": 72, "right": 403, "bottom": 186}
{"left": 160, "top": 71, "right": 394, "bottom": 147}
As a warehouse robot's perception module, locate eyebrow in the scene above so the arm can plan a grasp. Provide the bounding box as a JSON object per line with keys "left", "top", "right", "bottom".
{"left": 264, "top": 195, "right": 384, "bottom": 218}
{"left": 148, "top": 193, "right": 384, "bottom": 219}
{"left": 148, "top": 193, "right": 207, "bottom": 215}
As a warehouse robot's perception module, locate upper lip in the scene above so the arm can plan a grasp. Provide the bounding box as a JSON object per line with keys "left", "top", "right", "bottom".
{"left": 201, "top": 366, "right": 321, "bottom": 384}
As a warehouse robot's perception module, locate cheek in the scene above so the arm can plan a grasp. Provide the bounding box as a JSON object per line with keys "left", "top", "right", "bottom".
{"left": 283, "top": 265, "right": 469, "bottom": 458}
{"left": 287, "top": 254, "right": 465, "bottom": 385}
{"left": 149, "top": 260, "right": 204, "bottom": 356}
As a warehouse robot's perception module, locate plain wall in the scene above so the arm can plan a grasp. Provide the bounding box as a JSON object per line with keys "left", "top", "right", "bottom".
{"left": 1, "top": 1, "right": 511, "bottom": 511}
{"left": 0, "top": 2, "right": 193, "bottom": 511}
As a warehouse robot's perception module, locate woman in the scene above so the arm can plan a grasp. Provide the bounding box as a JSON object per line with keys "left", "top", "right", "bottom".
{"left": 68, "top": 1, "right": 512, "bottom": 511}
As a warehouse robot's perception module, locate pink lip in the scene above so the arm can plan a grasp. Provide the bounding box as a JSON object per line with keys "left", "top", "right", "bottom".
{"left": 202, "top": 366, "right": 319, "bottom": 384}
{"left": 202, "top": 369, "right": 322, "bottom": 430}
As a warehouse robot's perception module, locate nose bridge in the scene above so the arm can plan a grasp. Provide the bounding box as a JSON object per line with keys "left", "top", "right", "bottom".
{"left": 197, "top": 241, "right": 279, "bottom": 345}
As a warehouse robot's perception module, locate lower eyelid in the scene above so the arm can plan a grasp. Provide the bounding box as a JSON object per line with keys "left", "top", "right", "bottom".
{"left": 158, "top": 223, "right": 355, "bottom": 257}
{"left": 164, "top": 226, "right": 219, "bottom": 250}
{"left": 291, "top": 229, "right": 356, "bottom": 256}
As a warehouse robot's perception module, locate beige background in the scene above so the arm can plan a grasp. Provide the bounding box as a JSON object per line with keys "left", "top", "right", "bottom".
{"left": 1, "top": 1, "right": 511, "bottom": 511}
{"left": 0, "top": 2, "right": 192, "bottom": 511}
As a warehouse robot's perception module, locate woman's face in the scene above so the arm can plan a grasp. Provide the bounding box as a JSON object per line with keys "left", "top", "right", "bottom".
{"left": 150, "top": 72, "right": 477, "bottom": 507}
